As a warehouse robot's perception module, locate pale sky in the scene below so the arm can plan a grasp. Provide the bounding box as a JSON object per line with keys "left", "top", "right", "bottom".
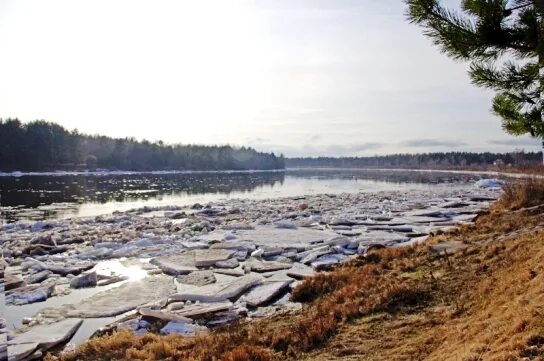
{"left": 0, "top": 0, "right": 540, "bottom": 157}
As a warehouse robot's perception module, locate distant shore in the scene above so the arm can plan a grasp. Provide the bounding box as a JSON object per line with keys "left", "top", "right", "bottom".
{"left": 1, "top": 166, "right": 542, "bottom": 178}
{"left": 288, "top": 166, "right": 544, "bottom": 178}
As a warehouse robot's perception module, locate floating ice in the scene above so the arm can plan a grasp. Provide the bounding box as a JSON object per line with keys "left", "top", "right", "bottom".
{"left": 475, "top": 178, "right": 505, "bottom": 189}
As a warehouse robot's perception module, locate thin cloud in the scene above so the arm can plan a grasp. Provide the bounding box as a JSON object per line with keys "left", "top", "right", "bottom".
{"left": 488, "top": 138, "right": 540, "bottom": 147}
{"left": 249, "top": 142, "right": 384, "bottom": 157}
{"left": 326, "top": 142, "right": 383, "bottom": 154}
{"left": 244, "top": 137, "right": 270, "bottom": 145}
{"left": 401, "top": 139, "right": 467, "bottom": 148}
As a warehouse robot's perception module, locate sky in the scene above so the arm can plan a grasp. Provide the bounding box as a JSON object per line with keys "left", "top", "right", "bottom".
{"left": 0, "top": 0, "right": 541, "bottom": 157}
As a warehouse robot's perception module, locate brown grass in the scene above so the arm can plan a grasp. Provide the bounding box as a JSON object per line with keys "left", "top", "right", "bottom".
{"left": 221, "top": 346, "right": 272, "bottom": 361}
{"left": 494, "top": 164, "right": 544, "bottom": 176}
{"left": 305, "top": 209, "right": 544, "bottom": 361}
{"left": 496, "top": 178, "right": 544, "bottom": 210}
{"left": 47, "top": 204, "right": 544, "bottom": 361}
{"left": 47, "top": 248, "right": 431, "bottom": 360}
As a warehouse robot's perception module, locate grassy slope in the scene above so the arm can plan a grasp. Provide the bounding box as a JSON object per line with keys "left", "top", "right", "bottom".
{"left": 305, "top": 207, "right": 544, "bottom": 361}
{"left": 47, "top": 184, "right": 544, "bottom": 361}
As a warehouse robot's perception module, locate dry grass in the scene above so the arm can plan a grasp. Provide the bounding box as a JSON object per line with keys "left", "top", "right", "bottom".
{"left": 494, "top": 164, "right": 544, "bottom": 176}
{"left": 221, "top": 346, "right": 272, "bottom": 361}
{"left": 305, "top": 209, "right": 544, "bottom": 361}
{"left": 47, "top": 248, "right": 431, "bottom": 361}
{"left": 47, "top": 203, "right": 544, "bottom": 361}
{"left": 496, "top": 178, "right": 544, "bottom": 210}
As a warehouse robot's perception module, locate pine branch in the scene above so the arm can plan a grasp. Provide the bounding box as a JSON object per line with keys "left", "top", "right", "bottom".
{"left": 407, "top": 0, "right": 480, "bottom": 59}
{"left": 406, "top": 0, "right": 537, "bottom": 59}
{"left": 494, "top": 92, "right": 543, "bottom": 137}
{"left": 469, "top": 60, "right": 539, "bottom": 91}
{"left": 407, "top": 0, "right": 543, "bottom": 142}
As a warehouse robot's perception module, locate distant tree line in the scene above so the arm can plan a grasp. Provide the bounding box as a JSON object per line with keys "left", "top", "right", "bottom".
{"left": 0, "top": 119, "right": 285, "bottom": 171}
{"left": 286, "top": 152, "right": 542, "bottom": 169}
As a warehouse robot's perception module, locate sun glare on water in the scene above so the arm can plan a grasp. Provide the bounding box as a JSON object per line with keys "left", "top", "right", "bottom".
{"left": 92, "top": 259, "right": 148, "bottom": 282}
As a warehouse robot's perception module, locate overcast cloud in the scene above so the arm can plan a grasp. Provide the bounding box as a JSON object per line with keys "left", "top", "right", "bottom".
{"left": 0, "top": 0, "right": 540, "bottom": 156}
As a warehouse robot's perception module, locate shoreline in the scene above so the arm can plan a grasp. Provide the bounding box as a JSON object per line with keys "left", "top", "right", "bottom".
{"left": 287, "top": 166, "right": 544, "bottom": 179}
{"left": 0, "top": 166, "right": 542, "bottom": 178}
{"left": 42, "top": 183, "right": 544, "bottom": 361}
{"left": 2, "top": 184, "right": 500, "bottom": 360}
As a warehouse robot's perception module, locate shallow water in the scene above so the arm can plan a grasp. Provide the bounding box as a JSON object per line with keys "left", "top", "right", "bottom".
{"left": 5, "top": 259, "right": 149, "bottom": 345}
{"left": 0, "top": 168, "right": 486, "bottom": 222}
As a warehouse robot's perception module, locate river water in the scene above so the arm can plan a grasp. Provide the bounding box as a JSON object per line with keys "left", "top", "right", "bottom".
{"left": 0, "top": 168, "right": 490, "bottom": 222}
{"left": 2, "top": 168, "right": 501, "bottom": 351}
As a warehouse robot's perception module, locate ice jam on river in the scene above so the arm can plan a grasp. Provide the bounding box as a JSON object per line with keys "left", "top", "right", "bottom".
{"left": 1, "top": 179, "right": 503, "bottom": 361}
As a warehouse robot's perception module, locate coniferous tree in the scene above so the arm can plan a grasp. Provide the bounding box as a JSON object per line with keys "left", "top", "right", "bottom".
{"left": 0, "top": 119, "right": 285, "bottom": 171}
{"left": 406, "top": 0, "right": 543, "bottom": 163}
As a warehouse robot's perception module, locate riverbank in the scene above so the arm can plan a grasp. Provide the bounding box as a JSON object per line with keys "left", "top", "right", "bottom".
{"left": 1, "top": 166, "right": 542, "bottom": 178}
{"left": 2, "top": 180, "right": 502, "bottom": 360}
{"left": 37, "top": 180, "right": 544, "bottom": 361}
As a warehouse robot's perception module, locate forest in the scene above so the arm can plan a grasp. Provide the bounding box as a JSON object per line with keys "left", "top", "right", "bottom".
{"left": 286, "top": 151, "right": 542, "bottom": 169}
{"left": 0, "top": 119, "right": 285, "bottom": 171}
{"left": 2, "top": 119, "right": 541, "bottom": 173}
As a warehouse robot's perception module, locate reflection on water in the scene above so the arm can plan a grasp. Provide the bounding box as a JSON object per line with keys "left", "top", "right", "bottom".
{"left": 0, "top": 172, "right": 283, "bottom": 222}
{"left": 0, "top": 169, "right": 484, "bottom": 222}
{"left": 1, "top": 172, "right": 284, "bottom": 208}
